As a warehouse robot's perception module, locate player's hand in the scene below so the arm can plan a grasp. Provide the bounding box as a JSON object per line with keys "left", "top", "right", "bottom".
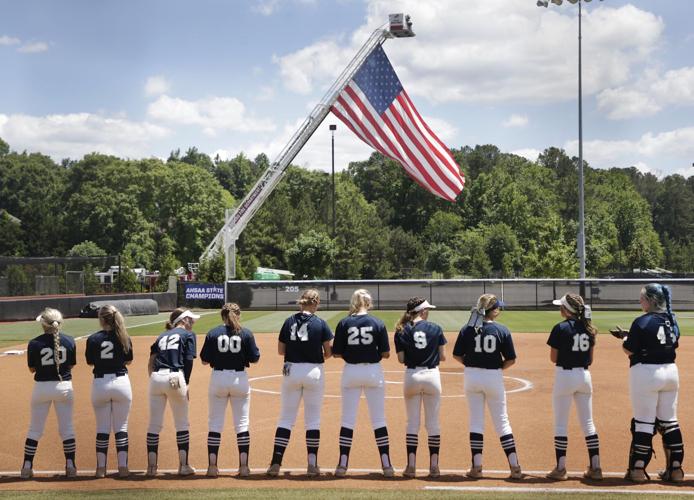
{"left": 186, "top": 388, "right": 190, "bottom": 401}
{"left": 609, "top": 325, "right": 627, "bottom": 339}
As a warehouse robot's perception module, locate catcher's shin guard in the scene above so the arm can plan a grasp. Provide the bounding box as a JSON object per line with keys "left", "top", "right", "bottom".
{"left": 656, "top": 419, "right": 684, "bottom": 479}
{"left": 628, "top": 418, "right": 655, "bottom": 473}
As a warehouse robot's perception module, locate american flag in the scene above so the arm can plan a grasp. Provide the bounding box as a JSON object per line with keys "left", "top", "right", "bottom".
{"left": 331, "top": 45, "right": 465, "bottom": 201}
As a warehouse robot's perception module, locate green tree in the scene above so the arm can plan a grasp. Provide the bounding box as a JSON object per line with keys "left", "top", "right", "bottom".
{"left": 67, "top": 241, "right": 107, "bottom": 257}
{"left": 425, "top": 242, "right": 454, "bottom": 278}
{"left": 0, "top": 211, "right": 25, "bottom": 255}
{"left": 0, "top": 137, "right": 9, "bottom": 156}
{"left": 453, "top": 229, "right": 491, "bottom": 278}
{"left": 286, "top": 230, "right": 335, "bottom": 279}
{"left": 198, "top": 253, "right": 225, "bottom": 283}
{"left": 484, "top": 223, "right": 522, "bottom": 277}
{"left": 6, "top": 265, "right": 31, "bottom": 296}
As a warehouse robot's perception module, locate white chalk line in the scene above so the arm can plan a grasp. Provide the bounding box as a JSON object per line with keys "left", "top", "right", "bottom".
{"left": 425, "top": 485, "right": 694, "bottom": 496}
{"left": 249, "top": 370, "right": 534, "bottom": 399}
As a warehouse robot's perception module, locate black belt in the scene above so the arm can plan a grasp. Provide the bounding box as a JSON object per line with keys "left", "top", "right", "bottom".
{"left": 95, "top": 371, "right": 127, "bottom": 378}
{"left": 406, "top": 365, "right": 434, "bottom": 369}
{"left": 559, "top": 366, "right": 588, "bottom": 370}
{"left": 213, "top": 367, "right": 244, "bottom": 372}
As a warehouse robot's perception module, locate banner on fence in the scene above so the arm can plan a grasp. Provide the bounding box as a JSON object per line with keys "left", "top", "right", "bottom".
{"left": 184, "top": 283, "right": 224, "bottom": 301}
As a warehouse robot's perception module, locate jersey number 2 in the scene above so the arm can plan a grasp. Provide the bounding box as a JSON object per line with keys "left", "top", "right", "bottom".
{"left": 100, "top": 341, "right": 114, "bottom": 359}
{"left": 347, "top": 326, "right": 374, "bottom": 345}
{"left": 40, "top": 346, "right": 67, "bottom": 366}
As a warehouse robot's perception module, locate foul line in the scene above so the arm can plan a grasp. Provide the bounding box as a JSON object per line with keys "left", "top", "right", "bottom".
{"left": 425, "top": 485, "right": 694, "bottom": 496}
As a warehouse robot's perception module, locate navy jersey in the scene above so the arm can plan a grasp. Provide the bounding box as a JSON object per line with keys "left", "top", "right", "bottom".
{"left": 278, "top": 312, "right": 333, "bottom": 364}
{"left": 546, "top": 319, "right": 594, "bottom": 369}
{"left": 333, "top": 314, "right": 390, "bottom": 364}
{"left": 150, "top": 327, "right": 197, "bottom": 371}
{"left": 394, "top": 320, "right": 447, "bottom": 369}
{"left": 200, "top": 325, "right": 260, "bottom": 370}
{"left": 85, "top": 330, "right": 134, "bottom": 376}
{"left": 623, "top": 312, "right": 678, "bottom": 367}
{"left": 27, "top": 333, "right": 77, "bottom": 382}
{"left": 453, "top": 322, "right": 516, "bottom": 369}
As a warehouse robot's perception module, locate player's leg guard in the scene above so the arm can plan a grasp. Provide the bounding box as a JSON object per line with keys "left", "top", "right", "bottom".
{"left": 627, "top": 418, "right": 654, "bottom": 479}
{"left": 237, "top": 431, "right": 250, "bottom": 466}
{"left": 374, "top": 426, "right": 391, "bottom": 469}
{"left": 95, "top": 433, "right": 109, "bottom": 471}
{"left": 271, "top": 427, "right": 291, "bottom": 466}
{"left": 207, "top": 432, "right": 221, "bottom": 467}
{"left": 114, "top": 431, "right": 128, "bottom": 470}
{"left": 554, "top": 436, "right": 568, "bottom": 470}
{"left": 337, "top": 427, "right": 353, "bottom": 470}
{"left": 656, "top": 419, "right": 684, "bottom": 481}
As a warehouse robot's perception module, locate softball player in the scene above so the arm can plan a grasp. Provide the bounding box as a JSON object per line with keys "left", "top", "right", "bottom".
{"left": 615, "top": 284, "right": 684, "bottom": 483}
{"left": 452, "top": 294, "right": 522, "bottom": 480}
{"left": 394, "top": 297, "right": 446, "bottom": 479}
{"left": 201, "top": 303, "right": 260, "bottom": 478}
{"left": 21, "top": 308, "right": 77, "bottom": 479}
{"left": 267, "top": 289, "right": 333, "bottom": 477}
{"left": 332, "top": 289, "right": 393, "bottom": 478}
{"left": 85, "top": 305, "right": 133, "bottom": 478}
{"left": 146, "top": 307, "right": 199, "bottom": 477}
{"left": 546, "top": 294, "right": 601, "bottom": 481}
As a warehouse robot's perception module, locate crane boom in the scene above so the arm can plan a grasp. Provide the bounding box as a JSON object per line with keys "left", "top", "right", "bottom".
{"left": 201, "top": 15, "right": 415, "bottom": 283}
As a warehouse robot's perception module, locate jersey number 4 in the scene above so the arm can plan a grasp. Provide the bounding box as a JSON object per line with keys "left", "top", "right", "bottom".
{"left": 217, "top": 334, "right": 242, "bottom": 353}
{"left": 290, "top": 323, "right": 309, "bottom": 342}
{"left": 657, "top": 324, "right": 676, "bottom": 345}
{"left": 158, "top": 334, "right": 180, "bottom": 351}
{"left": 40, "top": 346, "right": 67, "bottom": 366}
{"left": 572, "top": 333, "right": 590, "bottom": 352}
{"left": 347, "top": 326, "right": 374, "bottom": 345}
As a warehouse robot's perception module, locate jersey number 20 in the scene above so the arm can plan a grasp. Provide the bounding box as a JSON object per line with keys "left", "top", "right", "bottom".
{"left": 347, "top": 326, "right": 373, "bottom": 345}
{"left": 40, "top": 346, "right": 67, "bottom": 366}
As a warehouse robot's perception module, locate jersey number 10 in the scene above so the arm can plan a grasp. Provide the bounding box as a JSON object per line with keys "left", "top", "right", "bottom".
{"left": 474, "top": 335, "right": 497, "bottom": 353}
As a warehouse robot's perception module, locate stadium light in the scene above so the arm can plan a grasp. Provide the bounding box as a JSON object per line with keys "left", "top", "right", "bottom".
{"left": 537, "top": 0, "right": 603, "bottom": 281}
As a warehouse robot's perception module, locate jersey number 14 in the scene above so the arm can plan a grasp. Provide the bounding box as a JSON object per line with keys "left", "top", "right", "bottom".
{"left": 290, "top": 323, "right": 309, "bottom": 342}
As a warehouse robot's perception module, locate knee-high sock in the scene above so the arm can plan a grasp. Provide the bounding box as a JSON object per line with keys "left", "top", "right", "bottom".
{"left": 63, "top": 438, "right": 76, "bottom": 468}
{"left": 176, "top": 431, "right": 190, "bottom": 465}
{"left": 585, "top": 434, "right": 600, "bottom": 469}
{"left": 338, "top": 427, "right": 353, "bottom": 468}
{"left": 96, "top": 433, "right": 109, "bottom": 468}
{"left": 271, "top": 427, "right": 291, "bottom": 466}
{"left": 23, "top": 438, "right": 38, "bottom": 469}
{"left": 500, "top": 434, "right": 518, "bottom": 467}
{"left": 374, "top": 427, "right": 391, "bottom": 468}
{"left": 114, "top": 431, "right": 128, "bottom": 468}
{"left": 208, "top": 432, "right": 221, "bottom": 466}
{"left": 470, "top": 432, "right": 483, "bottom": 467}
{"left": 146, "top": 433, "right": 159, "bottom": 467}
{"left": 428, "top": 435, "right": 440, "bottom": 468}
{"left": 237, "top": 431, "right": 250, "bottom": 466}
{"left": 406, "top": 433, "right": 418, "bottom": 468}
{"left": 306, "top": 429, "right": 320, "bottom": 466}
{"left": 554, "top": 436, "right": 568, "bottom": 469}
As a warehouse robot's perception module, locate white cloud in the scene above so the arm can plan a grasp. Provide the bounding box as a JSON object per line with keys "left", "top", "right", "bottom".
{"left": 145, "top": 75, "right": 171, "bottom": 96}
{"left": 0, "top": 113, "right": 170, "bottom": 159}
{"left": 502, "top": 114, "right": 528, "bottom": 128}
{"left": 17, "top": 42, "right": 48, "bottom": 53}
{"left": 147, "top": 94, "right": 275, "bottom": 133}
{"left": 510, "top": 148, "right": 540, "bottom": 162}
{"left": 0, "top": 35, "right": 20, "bottom": 46}
{"left": 255, "top": 85, "right": 275, "bottom": 102}
{"left": 252, "top": 0, "right": 315, "bottom": 16}
{"left": 275, "top": 2, "right": 663, "bottom": 104}
{"left": 564, "top": 126, "right": 694, "bottom": 176}
{"left": 598, "top": 66, "right": 694, "bottom": 119}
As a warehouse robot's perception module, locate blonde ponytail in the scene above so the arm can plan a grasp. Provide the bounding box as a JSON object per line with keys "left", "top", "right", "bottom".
{"left": 99, "top": 305, "right": 131, "bottom": 354}
{"left": 37, "top": 308, "right": 64, "bottom": 381}
{"left": 221, "top": 302, "right": 242, "bottom": 335}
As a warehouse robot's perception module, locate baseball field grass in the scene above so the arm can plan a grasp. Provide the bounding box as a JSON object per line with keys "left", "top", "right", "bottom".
{"left": 1, "top": 309, "right": 693, "bottom": 349}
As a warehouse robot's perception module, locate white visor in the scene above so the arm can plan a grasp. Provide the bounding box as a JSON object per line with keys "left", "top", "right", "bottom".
{"left": 412, "top": 300, "right": 436, "bottom": 313}
{"left": 35, "top": 314, "right": 43, "bottom": 322}
{"left": 172, "top": 310, "right": 201, "bottom": 325}
{"left": 552, "top": 295, "right": 576, "bottom": 314}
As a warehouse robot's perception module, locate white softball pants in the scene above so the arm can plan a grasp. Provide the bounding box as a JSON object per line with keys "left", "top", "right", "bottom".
{"left": 278, "top": 363, "right": 324, "bottom": 430}
{"left": 91, "top": 374, "right": 132, "bottom": 434}
{"left": 341, "top": 363, "right": 386, "bottom": 430}
{"left": 403, "top": 367, "right": 441, "bottom": 435}
{"left": 148, "top": 370, "right": 189, "bottom": 433}
{"left": 27, "top": 381, "right": 75, "bottom": 441}
{"left": 464, "top": 367, "right": 512, "bottom": 436}
{"left": 630, "top": 363, "right": 679, "bottom": 433}
{"left": 208, "top": 370, "right": 250, "bottom": 434}
{"left": 552, "top": 367, "right": 595, "bottom": 437}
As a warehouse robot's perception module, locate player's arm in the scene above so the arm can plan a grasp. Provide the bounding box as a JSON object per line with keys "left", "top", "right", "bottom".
{"left": 148, "top": 353, "right": 156, "bottom": 376}
{"left": 502, "top": 358, "right": 516, "bottom": 369}
{"left": 322, "top": 340, "right": 332, "bottom": 360}
{"left": 550, "top": 348, "right": 558, "bottom": 363}
{"left": 438, "top": 345, "right": 446, "bottom": 362}
{"left": 278, "top": 341, "right": 286, "bottom": 356}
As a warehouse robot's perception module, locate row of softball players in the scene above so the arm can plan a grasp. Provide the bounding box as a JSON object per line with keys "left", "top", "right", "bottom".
{"left": 20, "top": 284, "right": 684, "bottom": 483}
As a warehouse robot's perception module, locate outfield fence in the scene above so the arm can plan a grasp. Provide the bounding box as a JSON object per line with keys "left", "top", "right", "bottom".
{"left": 223, "top": 279, "right": 694, "bottom": 311}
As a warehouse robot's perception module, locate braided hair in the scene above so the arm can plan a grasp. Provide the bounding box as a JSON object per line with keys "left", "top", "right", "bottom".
{"left": 643, "top": 283, "right": 680, "bottom": 339}
{"left": 38, "top": 308, "right": 64, "bottom": 381}
{"left": 395, "top": 297, "right": 426, "bottom": 334}
{"left": 564, "top": 293, "right": 598, "bottom": 340}
{"left": 221, "top": 302, "right": 242, "bottom": 336}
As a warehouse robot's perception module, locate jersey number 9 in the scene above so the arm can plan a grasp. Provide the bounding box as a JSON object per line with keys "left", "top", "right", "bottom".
{"left": 217, "top": 334, "right": 242, "bottom": 353}
{"left": 347, "top": 326, "right": 373, "bottom": 345}
{"left": 40, "top": 346, "right": 67, "bottom": 366}
{"left": 413, "top": 331, "right": 427, "bottom": 350}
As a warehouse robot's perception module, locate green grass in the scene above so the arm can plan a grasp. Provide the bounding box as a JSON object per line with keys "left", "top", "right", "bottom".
{"left": 0, "top": 489, "right": 691, "bottom": 500}
{"left": 1, "top": 309, "right": 693, "bottom": 349}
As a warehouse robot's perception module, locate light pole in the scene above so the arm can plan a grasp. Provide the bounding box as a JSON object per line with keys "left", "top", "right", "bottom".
{"left": 537, "top": 0, "right": 602, "bottom": 280}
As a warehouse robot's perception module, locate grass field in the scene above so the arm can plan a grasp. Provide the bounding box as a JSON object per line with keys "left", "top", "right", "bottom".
{"left": 1, "top": 309, "right": 693, "bottom": 349}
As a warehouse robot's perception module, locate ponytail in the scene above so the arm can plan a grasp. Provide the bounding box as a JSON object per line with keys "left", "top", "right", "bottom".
{"left": 37, "top": 308, "right": 64, "bottom": 382}
{"left": 52, "top": 329, "right": 63, "bottom": 382}
{"left": 99, "top": 305, "right": 131, "bottom": 354}
{"left": 661, "top": 285, "right": 680, "bottom": 339}
{"left": 221, "top": 303, "right": 242, "bottom": 335}
{"left": 166, "top": 307, "right": 187, "bottom": 330}
{"left": 395, "top": 297, "right": 426, "bottom": 334}
{"left": 565, "top": 294, "right": 597, "bottom": 340}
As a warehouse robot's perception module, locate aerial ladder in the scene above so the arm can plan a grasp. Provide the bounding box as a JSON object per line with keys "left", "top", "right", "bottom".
{"left": 200, "top": 14, "right": 415, "bottom": 288}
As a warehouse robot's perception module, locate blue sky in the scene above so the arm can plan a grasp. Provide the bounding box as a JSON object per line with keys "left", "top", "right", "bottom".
{"left": 1, "top": 0, "right": 693, "bottom": 179}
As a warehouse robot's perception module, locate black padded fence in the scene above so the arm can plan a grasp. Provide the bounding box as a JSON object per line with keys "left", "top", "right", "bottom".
{"left": 224, "top": 279, "right": 694, "bottom": 311}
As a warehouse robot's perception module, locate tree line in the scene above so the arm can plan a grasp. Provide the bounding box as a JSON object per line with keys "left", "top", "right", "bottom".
{"left": 1, "top": 135, "right": 693, "bottom": 285}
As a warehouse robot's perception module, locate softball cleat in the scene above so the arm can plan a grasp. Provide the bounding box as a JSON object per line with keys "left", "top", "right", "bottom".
{"left": 238, "top": 465, "right": 250, "bottom": 477}
{"left": 178, "top": 464, "right": 196, "bottom": 476}
{"left": 428, "top": 465, "right": 440, "bottom": 478}
{"left": 658, "top": 467, "right": 684, "bottom": 483}
{"left": 509, "top": 465, "right": 523, "bottom": 480}
{"left": 95, "top": 466, "right": 106, "bottom": 478}
{"left": 625, "top": 468, "right": 648, "bottom": 483}
{"left": 334, "top": 465, "right": 347, "bottom": 477}
{"left": 306, "top": 464, "right": 321, "bottom": 477}
{"left": 146, "top": 465, "right": 157, "bottom": 477}
{"left": 403, "top": 465, "right": 416, "bottom": 478}
{"left": 117, "top": 466, "right": 129, "bottom": 478}
{"left": 65, "top": 465, "right": 77, "bottom": 478}
{"left": 546, "top": 467, "right": 568, "bottom": 480}
{"left": 266, "top": 463, "right": 280, "bottom": 476}
{"left": 583, "top": 467, "right": 603, "bottom": 480}
{"left": 206, "top": 465, "right": 219, "bottom": 477}
{"left": 382, "top": 466, "right": 395, "bottom": 478}
{"left": 466, "top": 466, "right": 483, "bottom": 479}
{"left": 20, "top": 467, "right": 33, "bottom": 479}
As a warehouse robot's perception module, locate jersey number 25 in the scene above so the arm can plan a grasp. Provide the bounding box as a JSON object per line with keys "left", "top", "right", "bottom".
{"left": 347, "top": 326, "right": 373, "bottom": 345}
